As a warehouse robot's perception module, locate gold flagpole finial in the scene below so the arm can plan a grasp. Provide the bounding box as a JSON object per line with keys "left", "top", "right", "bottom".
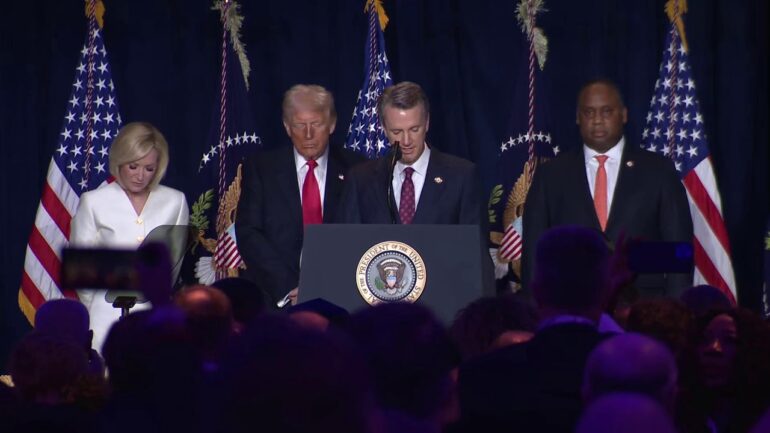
{"left": 665, "top": 0, "right": 689, "bottom": 52}
{"left": 85, "top": 0, "right": 105, "bottom": 29}
{"left": 366, "top": 0, "right": 390, "bottom": 31}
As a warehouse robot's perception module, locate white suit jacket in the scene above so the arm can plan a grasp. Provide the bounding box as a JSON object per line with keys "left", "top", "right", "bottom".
{"left": 69, "top": 181, "right": 189, "bottom": 352}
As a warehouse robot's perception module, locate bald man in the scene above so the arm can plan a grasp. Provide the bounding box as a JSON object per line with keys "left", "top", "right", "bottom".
{"left": 523, "top": 78, "right": 692, "bottom": 297}
{"left": 583, "top": 333, "right": 678, "bottom": 413}
{"left": 576, "top": 393, "right": 678, "bottom": 433}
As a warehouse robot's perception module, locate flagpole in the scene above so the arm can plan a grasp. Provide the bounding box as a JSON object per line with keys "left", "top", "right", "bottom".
{"left": 215, "top": 0, "right": 231, "bottom": 280}
{"left": 83, "top": 0, "right": 99, "bottom": 184}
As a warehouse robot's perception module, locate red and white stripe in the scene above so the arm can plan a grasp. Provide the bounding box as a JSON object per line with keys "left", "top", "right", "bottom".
{"left": 683, "top": 157, "right": 737, "bottom": 304}
{"left": 214, "top": 224, "right": 244, "bottom": 269}
{"left": 500, "top": 224, "right": 524, "bottom": 261}
{"left": 19, "top": 162, "right": 82, "bottom": 322}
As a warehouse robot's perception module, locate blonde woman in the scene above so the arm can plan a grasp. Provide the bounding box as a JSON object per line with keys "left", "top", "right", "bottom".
{"left": 70, "top": 122, "right": 188, "bottom": 352}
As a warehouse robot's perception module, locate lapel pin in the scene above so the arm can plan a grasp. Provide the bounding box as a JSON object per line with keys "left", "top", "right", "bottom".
{"left": 434, "top": 176, "right": 443, "bottom": 184}
{"left": 338, "top": 174, "right": 345, "bottom": 180}
{"left": 626, "top": 160, "right": 634, "bottom": 168}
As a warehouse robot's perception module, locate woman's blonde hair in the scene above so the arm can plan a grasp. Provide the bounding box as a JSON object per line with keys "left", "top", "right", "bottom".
{"left": 109, "top": 122, "right": 169, "bottom": 190}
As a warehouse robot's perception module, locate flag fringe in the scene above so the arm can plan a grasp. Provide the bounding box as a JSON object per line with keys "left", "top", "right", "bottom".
{"left": 18, "top": 289, "right": 36, "bottom": 326}
{"left": 365, "top": 0, "right": 390, "bottom": 31}
{"left": 665, "top": 0, "right": 689, "bottom": 51}
{"left": 84, "top": 0, "right": 105, "bottom": 29}
{"left": 213, "top": 0, "right": 251, "bottom": 90}
{"left": 516, "top": 0, "right": 548, "bottom": 69}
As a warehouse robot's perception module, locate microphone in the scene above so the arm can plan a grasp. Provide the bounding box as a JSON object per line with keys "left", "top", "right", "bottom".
{"left": 386, "top": 141, "right": 401, "bottom": 224}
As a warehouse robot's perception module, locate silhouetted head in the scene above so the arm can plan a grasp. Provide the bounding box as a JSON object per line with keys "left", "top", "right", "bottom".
{"left": 626, "top": 298, "right": 693, "bottom": 358}
{"left": 216, "top": 315, "right": 373, "bottom": 433}
{"left": 450, "top": 294, "right": 538, "bottom": 360}
{"left": 9, "top": 331, "right": 88, "bottom": 404}
{"left": 583, "top": 333, "right": 678, "bottom": 412}
{"left": 531, "top": 225, "right": 610, "bottom": 321}
{"left": 35, "top": 299, "right": 92, "bottom": 351}
{"left": 680, "top": 284, "right": 732, "bottom": 318}
{"left": 347, "top": 303, "right": 459, "bottom": 420}
{"left": 576, "top": 393, "right": 677, "bottom": 433}
{"left": 211, "top": 277, "right": 267, "bottom": 328}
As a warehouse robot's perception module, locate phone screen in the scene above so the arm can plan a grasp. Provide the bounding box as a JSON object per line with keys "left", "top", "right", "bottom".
{"left": 61, "top": 248, "right": 139, "bottom": 291}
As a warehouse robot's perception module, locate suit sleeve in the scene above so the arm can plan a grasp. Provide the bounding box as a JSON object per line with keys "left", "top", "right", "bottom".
{"left": 458, "top": 164, "right": 485, "bottom": 228}
{"left": 175, "top": 192, "right": 190, "bottom": 226}
{"left": 521, "top": 164, "right": 549, "bottom": 289}
{"left": 235, "top": 157, "right": 296, "bottom": 303}
{"left": 69, "top": 192, "right": 99, "bottom": 247}
{"left": 659, "top": 161, "right": 694, "bottom": 295}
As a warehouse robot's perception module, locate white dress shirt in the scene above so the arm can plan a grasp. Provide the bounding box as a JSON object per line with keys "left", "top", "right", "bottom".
{"left": 294, "top": 147, "right": 328, "bottom": 213}
{"left": 393, "top": 145, "right": 431, "bottom": 211}
{"left": 584, "top": 137, "right": 625, "bottom": 214}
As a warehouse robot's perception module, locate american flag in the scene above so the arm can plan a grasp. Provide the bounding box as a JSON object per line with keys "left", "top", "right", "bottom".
{"left": 344, "top": 0, "right": 394, "bottom": 159}
{"left": 489, "top": 0, "right": 556, "bottom": 282}
{"left": 18, "top": 7, "right": 121, "bottom": 323}
{"left": 190, "top": 0, "right": 260, "bottom": 284}
{"left": 640, "top": 10, "right": 737, "bottom": 304}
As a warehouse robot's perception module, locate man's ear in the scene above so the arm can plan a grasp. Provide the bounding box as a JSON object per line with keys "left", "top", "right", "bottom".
{"left": 283, "top": 120, "right": 291, "bottom": 136}
{"left": 329, "top": 119, "right": 336, "bottom": 135}
{"left": 622, "top": 107, "right": 628, "bottom": 124}
{"left": 425, "top": 114, "right": 430, "bottom": 133}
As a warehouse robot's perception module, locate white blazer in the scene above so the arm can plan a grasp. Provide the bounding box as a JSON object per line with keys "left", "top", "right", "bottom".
{"left": 69, "top": 181, "right": 189, "bottom": 352}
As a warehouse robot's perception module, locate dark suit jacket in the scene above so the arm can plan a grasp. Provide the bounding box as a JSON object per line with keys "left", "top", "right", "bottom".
{"left": 235, "top": 145, "right": 362, "bottom": 304}
{"left": 336, "top": 148, "right": 486, "bottom": 226}
{"left": 522, "top": 143, "right": 693, "bottom": 296}
{"left": 458, "top": 323, "right": 609, "bottom": 433}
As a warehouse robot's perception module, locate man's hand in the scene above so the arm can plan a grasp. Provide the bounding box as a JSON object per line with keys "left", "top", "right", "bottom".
{"left": 288, "top": 288, "right": 299, "bottom": 306}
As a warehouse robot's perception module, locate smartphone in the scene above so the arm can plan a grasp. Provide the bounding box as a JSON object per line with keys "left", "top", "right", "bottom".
{"left": 61, "top": 247, "right": 140, "bottom": 291}
{"left": 626, "top": 241, "right": 693, "bottom": 274}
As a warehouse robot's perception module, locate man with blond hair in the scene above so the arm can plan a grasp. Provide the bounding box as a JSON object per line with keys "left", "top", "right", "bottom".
{"left": 236, "top": 84, "right": 362, "bottom": 307}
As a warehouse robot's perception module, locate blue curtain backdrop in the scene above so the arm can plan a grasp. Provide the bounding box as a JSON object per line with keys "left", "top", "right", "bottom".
{"left": 1, "top": 0, "right": 767, "bottom": 362}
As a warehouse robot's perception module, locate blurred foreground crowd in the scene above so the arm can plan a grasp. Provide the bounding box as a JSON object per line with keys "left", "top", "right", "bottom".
{"left": 2, "top": 226, "right": 770, "bottom": 433}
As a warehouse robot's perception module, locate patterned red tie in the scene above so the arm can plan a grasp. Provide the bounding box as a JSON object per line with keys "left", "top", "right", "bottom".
{"left": 399, "top": 167, "right": 416, "bottom": 224}
{"left": 302, "top": 159, "right": 322, "bottom": 226}
{"left": 593, "top": 155, "right": 609, "bottom": 231}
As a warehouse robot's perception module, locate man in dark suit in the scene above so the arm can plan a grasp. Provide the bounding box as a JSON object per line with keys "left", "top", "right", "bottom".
{"left": 523, "top": 79, "right": 693, "bottom": 297}
{"left": 336, "top": 81, "right": 485, "bottom": 227}
{"left": 458, "top": 225, "right": 613, "bottom": 433}
{"left": 235, "top": 84, "right": 361, "bottom": 307}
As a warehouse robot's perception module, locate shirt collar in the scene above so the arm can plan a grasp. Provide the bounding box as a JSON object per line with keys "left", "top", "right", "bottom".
{"left": 293, "top": 146, "right": 329, "bottom": 173}
{"left": 396, "top": 144, "right": 431, "bottom": 176}
{"left": 583, "top": 136, "right": 625, "bottom": 164}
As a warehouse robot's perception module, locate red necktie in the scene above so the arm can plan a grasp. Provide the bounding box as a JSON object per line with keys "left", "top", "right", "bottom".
{"left": 302, "top": 159, "right": 322, "bottom": 226}
{"left": 399, "top": 167, "right": 415, "bottom": 224}
{"left": 593, "top": 155, "right": 609, "bottom": 231}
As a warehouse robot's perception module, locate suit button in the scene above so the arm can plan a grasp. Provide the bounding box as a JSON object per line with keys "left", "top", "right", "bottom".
{"left": 136, "top": 218, "right": 144, "bottom": 224}
{"left": 136, "top": 236, "right": 144, "bottom": 242}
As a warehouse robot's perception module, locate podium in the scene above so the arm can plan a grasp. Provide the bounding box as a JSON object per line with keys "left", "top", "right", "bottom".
{"left": 297, "top": 224, "right": 494, "bottom": 323}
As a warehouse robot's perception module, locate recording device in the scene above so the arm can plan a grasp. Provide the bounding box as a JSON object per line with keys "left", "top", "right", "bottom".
{"left": 626, "top": 240, "right": 693, "bottom": 274}
{"left": 386, "top": 140, "right": 402, "bottom": 224}
{"left": 61, "top": 240, "right": 177, "bottom": 316}
{"left": 61, "top": 248, "right": 140, "bottom": 292}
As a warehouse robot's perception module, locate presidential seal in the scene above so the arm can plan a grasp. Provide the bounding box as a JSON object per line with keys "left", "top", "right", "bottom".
{"left": 356, "top": 241, "right": 427, "bottom": 305}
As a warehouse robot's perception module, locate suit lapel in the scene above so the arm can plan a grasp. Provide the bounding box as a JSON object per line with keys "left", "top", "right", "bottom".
{"left": 276, "top": 147, "right": 303, "bottom": 226}
{"left": 412, "top": 150, "right": 445, "bottom": 224}
{"left": 323, "top": 150, "right": 345, "bottom": 222}
{"left": 606, "top": 145, "right": 641, "bottom": 234}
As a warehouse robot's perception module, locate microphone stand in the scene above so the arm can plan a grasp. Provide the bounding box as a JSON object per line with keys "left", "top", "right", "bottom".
{"left": 386, "top": 141, "right": 401, "bottom": 224}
